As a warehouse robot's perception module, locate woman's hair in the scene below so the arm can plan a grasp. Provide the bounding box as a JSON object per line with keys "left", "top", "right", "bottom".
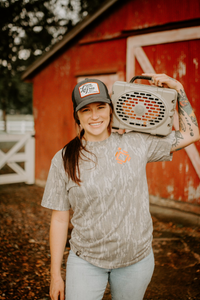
{"left": 62, "top": 103, "right": 113, "bottom": 185}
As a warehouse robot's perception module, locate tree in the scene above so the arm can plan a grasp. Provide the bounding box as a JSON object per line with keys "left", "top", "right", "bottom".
{"left": 0, "top": 0, "right": 73, "bottom": 118}
{"left": 0, "top": 0, "right": 102, "bottom": 125}
{"left": 66, "top": 0, "right": 103, "bottom": 18}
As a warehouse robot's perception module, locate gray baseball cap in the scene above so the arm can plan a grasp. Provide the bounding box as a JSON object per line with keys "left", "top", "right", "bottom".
{"left": 72, "top": 78, "right": 111, "bottom": 112}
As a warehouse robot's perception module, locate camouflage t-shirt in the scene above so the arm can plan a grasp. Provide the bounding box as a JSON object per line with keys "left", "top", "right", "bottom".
{"left": 41, "top": 131, "right": 174, "bottom": 269}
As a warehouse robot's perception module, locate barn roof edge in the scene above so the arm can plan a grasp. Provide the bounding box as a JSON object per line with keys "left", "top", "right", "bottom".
{"left": 21, "top": 0, "right": 120, "bottom": 81}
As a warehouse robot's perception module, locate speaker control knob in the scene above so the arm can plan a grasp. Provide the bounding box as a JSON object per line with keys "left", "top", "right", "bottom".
{"left": 134, "top": 104, "right": 146, "bottom": 116}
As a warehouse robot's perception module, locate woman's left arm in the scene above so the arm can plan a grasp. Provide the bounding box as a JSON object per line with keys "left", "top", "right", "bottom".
{"left": 143, "top": 73, "right": 200, "bottom": 152}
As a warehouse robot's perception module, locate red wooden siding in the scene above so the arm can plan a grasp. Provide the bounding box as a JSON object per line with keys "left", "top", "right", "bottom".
{"left": 33, "top": 48, "right": 78, "bottom": 181}
{"left": 133, "top": 41, "right": 200, "bottom": 204}
{"left": 81, "top": 0, "right": 200, "bottom": 44}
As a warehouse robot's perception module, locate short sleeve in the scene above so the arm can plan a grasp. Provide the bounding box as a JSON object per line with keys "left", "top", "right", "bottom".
{"left": 41, "top": 150, "right": 71, "bottom": 211}
{"left": 147, "top": 131, "right": 175, "bottom": 163}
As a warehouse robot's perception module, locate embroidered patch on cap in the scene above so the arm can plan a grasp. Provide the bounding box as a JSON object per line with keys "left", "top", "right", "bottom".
{"left": 79, "top": 82, "right": 100, "bottom": 98}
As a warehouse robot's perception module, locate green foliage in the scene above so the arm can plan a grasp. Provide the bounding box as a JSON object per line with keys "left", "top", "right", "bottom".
{"left": 67, "top": 0, "right": 103, "bottom": 18}
{"left": 0, "top": 0, "right": 71, "bottom": 114}
{"left": 78, "top": 0, "right": 103, "bottom": 16}
{"left": 0, "top": 75, "right": 32, "bottom": 114}
{"left": 0, "top": 0, "right": 102, "bottom": 115}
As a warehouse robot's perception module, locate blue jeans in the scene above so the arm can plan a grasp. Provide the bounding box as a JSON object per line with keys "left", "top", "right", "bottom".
{"left": 66, "top": 249, "right": 154, "bottom": 300}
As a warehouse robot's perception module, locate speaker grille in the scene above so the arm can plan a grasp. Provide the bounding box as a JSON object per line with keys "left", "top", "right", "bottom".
{"left": 115, "top": 91, "right": 166, "bottom": 128}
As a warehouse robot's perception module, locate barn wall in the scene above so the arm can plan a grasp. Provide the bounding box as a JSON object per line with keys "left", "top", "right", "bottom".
{"left": 81, "top": 0, "right": 200, "bottom": 43}
{"left": 151, "top": 42, "right": 199, "bottom": 204}
{"left": 32, "top": 0, "right": 200, "bottom": 206}
{"left": 132, "top": 40, "right": 200, "bottom": 204}
{"left": 33, "top": 46, "right": 78, "bottom": 181}
{"left": 75, "top": 39, "right": 126, "bottom": 76}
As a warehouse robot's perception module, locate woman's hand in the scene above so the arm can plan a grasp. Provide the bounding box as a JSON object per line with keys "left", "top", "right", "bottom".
{"left": 49, "top": 210, "right": 69, "bottom": 300}
{"left": 143, "top": 73, "right": 183, "bottom": 92}
{"left": 50, "top": 274, "right": 65, "bottom": 300}
{"left": 143, "top": 73, "right": 199, "bottom": 151}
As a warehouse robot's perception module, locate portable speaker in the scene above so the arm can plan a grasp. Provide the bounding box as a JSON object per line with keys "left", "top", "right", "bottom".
{"left": 112, "top": 76, "right": 177, "bottom": 136}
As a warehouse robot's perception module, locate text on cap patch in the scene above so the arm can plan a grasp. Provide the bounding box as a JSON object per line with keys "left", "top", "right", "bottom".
{"left": 79, "top": 82, "right": 100, "bottom": 98}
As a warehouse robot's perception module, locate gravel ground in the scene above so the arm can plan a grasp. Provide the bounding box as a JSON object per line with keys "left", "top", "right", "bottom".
{"left": 0, "top": 183, "right": 200, "bottom": 300}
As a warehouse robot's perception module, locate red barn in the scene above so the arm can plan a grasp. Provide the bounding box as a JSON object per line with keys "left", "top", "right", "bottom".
{"left": 22, "top": 0, "right": 200, "bottom": 219}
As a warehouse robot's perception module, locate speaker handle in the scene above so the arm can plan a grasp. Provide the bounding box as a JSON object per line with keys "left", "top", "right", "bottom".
{"left": 129, "top": 75, "right": 152, "bottom": 83}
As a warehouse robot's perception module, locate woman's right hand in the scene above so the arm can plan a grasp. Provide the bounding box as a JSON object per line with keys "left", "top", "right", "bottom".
{"left": 50, "top": 275, "right": 65, "bottom": 300}
{"left": 49, "top": 210, "right": 69, "bottom": 300}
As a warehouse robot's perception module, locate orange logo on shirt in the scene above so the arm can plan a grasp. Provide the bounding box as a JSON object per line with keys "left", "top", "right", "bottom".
{"left": 115, "top": 148, "right": 131, "bottom": 164}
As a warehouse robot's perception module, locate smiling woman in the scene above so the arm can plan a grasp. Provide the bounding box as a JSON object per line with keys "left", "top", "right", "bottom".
{"left": 77, "top": 102, "right": 111, "bottom": 141}
{"left": 41, "top": 76, "right": 199, "bottom": 300}
{"left": 61, "top": 79, "right": 113, "bottom": 185}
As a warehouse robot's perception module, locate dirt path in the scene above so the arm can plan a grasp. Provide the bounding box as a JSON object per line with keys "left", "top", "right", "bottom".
{"left": 0, "top": 183, "right": 200, "bottom": 300}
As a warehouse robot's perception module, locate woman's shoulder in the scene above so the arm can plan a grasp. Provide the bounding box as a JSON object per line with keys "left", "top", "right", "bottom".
{"left": 51, "top": 149, "right": 63, "bottom": 167}
{"left": 111, "top": 130, "right": 150, "bottom": 142}
{"left": 49, "top": 149, "right": 68, "bottom": 179}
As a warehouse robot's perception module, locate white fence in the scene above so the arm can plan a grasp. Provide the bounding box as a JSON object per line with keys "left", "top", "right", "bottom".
{"left": 0, "top": 120, "right": 34, "bottom": 133}
{"left": 0, "top": 133, "right": 35, "bottom": 185}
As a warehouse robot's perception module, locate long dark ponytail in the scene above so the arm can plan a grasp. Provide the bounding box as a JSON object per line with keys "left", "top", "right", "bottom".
{"left": 62, "top": 103, "right": 113, "bottom": 185}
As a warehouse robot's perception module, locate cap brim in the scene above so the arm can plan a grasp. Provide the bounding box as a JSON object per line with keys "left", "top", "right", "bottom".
{"left": 76, "top": 96, "right": 111, "bottom": 111}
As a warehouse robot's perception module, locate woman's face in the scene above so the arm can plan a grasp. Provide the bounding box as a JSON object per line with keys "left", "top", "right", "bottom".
{"left": 77, "top": 102, "right": 111, "bottom": 141}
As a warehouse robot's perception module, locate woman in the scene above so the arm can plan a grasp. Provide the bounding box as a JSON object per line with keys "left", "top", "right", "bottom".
{"left": 41, "top": 74, "right": 199, "bottom": 300}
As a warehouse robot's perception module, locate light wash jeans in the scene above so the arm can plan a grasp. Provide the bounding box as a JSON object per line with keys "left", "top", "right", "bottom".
{"left": 66, "top": 249, "right": 154, "bottom": 300}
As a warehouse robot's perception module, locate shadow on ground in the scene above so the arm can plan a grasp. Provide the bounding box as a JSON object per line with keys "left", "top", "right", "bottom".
{"left": 0, "top": 183, "right": 200, "bottom": 300}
